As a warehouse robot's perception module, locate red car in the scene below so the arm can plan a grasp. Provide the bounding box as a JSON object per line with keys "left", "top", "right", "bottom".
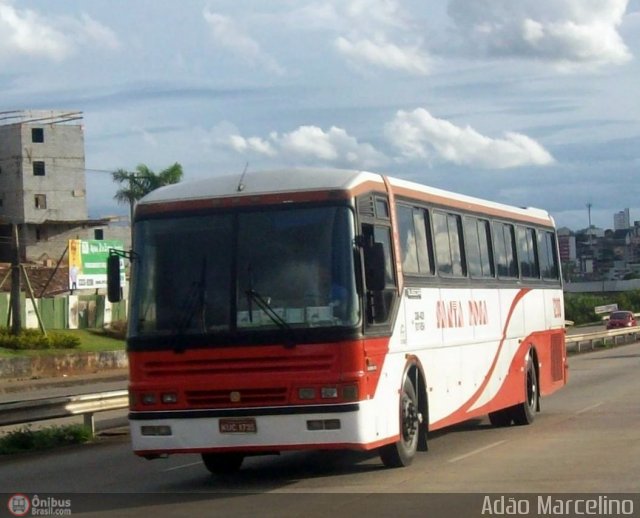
{"left": 606, "top": 310, "right": 638, "bottom": 330}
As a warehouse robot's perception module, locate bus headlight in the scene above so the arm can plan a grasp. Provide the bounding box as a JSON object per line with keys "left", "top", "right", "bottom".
{"left": 298, "top": 388, "right": 316, "bottom": 400}
{"left": 161, "top": 392, "right": 178, "bottom": 404}
{"left": 141, "top": 393, "right": 157, "bottom": 405}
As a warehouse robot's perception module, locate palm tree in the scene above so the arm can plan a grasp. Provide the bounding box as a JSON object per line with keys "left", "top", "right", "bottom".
{"left": 113, "top": 162, "right": 183, "bottom": 222}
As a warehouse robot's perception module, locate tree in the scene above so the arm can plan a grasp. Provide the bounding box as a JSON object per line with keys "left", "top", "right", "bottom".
{"left": 112, "top": 162, "right": 183, "bottom": 222}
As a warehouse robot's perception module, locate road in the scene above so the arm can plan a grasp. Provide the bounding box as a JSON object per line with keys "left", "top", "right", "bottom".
{"left": 1, "top": 342, "right": 639, "bottom": 517}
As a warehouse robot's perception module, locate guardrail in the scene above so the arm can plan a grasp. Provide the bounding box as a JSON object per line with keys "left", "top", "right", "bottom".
{"left": 0, "top": 390, "right": 128, "bottom": 435}
{"left": 566, "top": 326, "right": 640, "bottom": 352}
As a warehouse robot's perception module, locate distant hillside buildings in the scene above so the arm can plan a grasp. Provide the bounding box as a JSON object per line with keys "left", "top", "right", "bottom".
{"left": 558, "top": 209, "right": 640, "bottom": 283}
{"left": 0, "top": 110, "right": 129, "bottom": 264}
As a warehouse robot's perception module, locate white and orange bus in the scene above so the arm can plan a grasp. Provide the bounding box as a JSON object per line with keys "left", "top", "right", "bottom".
{"left": 108, "top": 168, "right": 567, "bottom": 473}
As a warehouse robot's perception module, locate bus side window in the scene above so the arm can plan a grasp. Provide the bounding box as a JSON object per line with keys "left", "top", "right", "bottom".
{"left": 373, "top": 226, "right": 395, "bottom": 287}
{"left": 433, "top": 211, "right": 466, "bottom": 277}
{"left": 494, "top": 222, "right": 518, "bottom": 278}
{"left": 464, "top": 216, "right": 495, "bottom": 278}
{"left": 397, "top": 205, "right": 420, "bottom": 274}
{"left": 517, "top": 226, "right": 540, "bottom": 279}
{"left": 538, "top": 231, "right": 560, "bottom": 280}
{"left": 397, "top": 204, "right": 434, "bottom": 276}
{"left": 361, "top": 224, "right": 396, "bottom": 324}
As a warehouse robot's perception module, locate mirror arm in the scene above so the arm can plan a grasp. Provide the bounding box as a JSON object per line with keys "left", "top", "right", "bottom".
{"left": 109, "top": 248, "right": 137, "bottom": 261}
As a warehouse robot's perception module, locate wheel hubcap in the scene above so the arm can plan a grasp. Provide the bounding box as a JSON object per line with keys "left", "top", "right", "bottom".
{"left": 402, "top": 395, "right": 419, "bottom": 442}
{"left": 527, "top": 371, "right": 537, "bottom": 408}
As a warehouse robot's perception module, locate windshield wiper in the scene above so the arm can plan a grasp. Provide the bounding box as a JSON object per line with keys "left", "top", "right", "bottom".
{"left": 172, "top": 257, "right": 207, "bottom": 352}
{"left": 245, "top": 289, "right": 296, "bottom": 348}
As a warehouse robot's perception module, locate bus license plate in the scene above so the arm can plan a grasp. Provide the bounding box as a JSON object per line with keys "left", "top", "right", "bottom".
{"left": 219, "top": 418, "right": 257, "bottom": 434}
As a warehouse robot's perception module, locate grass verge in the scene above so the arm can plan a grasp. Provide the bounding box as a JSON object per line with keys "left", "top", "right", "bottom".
{"left": 0, "top": 424, "right": 92, "bottom": 454}
{"left": 0, "top": 328, "right": 125, "bottom": 358}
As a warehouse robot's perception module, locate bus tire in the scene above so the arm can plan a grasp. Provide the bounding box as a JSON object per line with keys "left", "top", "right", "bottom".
{"left": 201, "top": 452, "right": 245, "bottom": 474}
{"left": 511, "top": 355, "right": 538, "bottom": 426}
{"left": 379, "top": 376, "right": 420, "bottom": 468}
{"left": 488, "top": 408, "right": 512, "bottom": 427}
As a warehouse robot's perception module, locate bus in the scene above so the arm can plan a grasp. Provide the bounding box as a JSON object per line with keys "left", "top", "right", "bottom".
{"left": 107, "top": 168, "right": 567, "bottom": 473}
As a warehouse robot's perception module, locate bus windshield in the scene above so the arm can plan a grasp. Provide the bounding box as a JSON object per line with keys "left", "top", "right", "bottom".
{"left": 129, "top": 205, "right": 360, "bottom": 340}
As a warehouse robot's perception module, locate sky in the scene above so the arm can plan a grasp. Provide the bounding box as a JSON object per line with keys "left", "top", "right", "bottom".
{"left": 1, "top": 0, "right": 639, "bottom": 231}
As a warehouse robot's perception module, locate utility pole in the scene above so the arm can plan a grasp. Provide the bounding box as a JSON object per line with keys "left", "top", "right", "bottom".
{"left": 10, "top": 222, "right": 22, "bottom": 334}
{"left": 586, "top": 202, "right": 593, "bottom": 247}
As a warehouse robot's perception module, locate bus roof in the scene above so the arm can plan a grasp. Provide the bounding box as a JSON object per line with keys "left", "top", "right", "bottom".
{"left": 138, "top": 168, "right": 554, "bottom": 226}
{"left": 140, "top": 168, "right": 378, "bottom": 204}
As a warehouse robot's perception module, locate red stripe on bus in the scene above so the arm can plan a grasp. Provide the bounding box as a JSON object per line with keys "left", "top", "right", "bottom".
{"left": 429, "top": 288, "right": 532, "bottom": 429}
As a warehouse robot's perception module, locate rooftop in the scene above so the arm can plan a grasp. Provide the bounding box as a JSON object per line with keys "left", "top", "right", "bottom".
{"left": 0, "top": 110, "right": 83, "bottom": 127}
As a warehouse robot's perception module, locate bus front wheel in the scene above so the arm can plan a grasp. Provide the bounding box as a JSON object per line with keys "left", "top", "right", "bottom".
{"left": 379, "top": 376, "right": 421, "bottom": 468}
{"left": 201, "top": 452, "right": 245, "bottom": 474}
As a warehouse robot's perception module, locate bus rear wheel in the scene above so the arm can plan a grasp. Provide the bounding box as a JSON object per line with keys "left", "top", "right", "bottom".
{"left": 511, "top": 355, "right": 538, "bottom": 426}
{"left": 201, "top": 452, "right": 245, "bottom": 474}
{"left": 488, "top": 408, "right": 512, "bottom": 427}
{"left": 379, "top": 376, "right": 421, "bottom": 468}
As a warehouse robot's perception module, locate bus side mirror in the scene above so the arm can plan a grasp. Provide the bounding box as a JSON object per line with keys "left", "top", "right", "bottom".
{"left": 107, "top": 254, "right": 122, "bottom": 303}
{"left": 364, "top": 242, "right": 386, "bottom": 292}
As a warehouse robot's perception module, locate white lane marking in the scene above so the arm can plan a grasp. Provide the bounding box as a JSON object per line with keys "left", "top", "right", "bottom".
{"left": 448, "top": 440, "right": 507, "bottom": 463}
{"left": 576, "top": 402, "right": 604, "bottom": 415}
{"left": 162, "top": 461, "right": 203, "bottom": 472}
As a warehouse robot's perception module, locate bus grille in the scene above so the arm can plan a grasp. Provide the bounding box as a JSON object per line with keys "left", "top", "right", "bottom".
{"left": 185, "top": 387, "right": 288, "bottom": 407}
{"left": 141, "top": 353, "right": 335, "bottom": 378}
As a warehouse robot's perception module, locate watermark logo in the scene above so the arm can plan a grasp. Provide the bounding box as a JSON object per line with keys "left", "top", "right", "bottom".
{"left": 7, "top": 494, "right": 30, "bottom": 517}
{"left": 7, "top": 494, "right": 72, "bottom": 516}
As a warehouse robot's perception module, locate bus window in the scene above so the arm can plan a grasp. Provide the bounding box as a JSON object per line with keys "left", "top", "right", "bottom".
{"left": 373, "top": 226, "right": 395, "bottom": 287}
{"left": 413, "top": 209, "right": 433, "bottom": 275}
{"left": 397, "top": 205, "right": 433, "bottom": 275}
{"left": 397, "top": 205, "right": 419, "bottom": 274}
{"left": 494, "top": 222, "right": 518, "bottom": 278}
{"left": 375, "top": 198, "right": 390, "bottom": 219}
{"left": 464, "top": 217, "right": 494, "bottom": 278}
{"left": 517, "top": 226, "right": 540, "bottom": 279}
{"left": 361, "top": 224, "right": 396, "bottom": 324}
{"left": 433, "top": 211, "right": 465, "bottom": 277}
{"left": 538, "top": 231, "right": 560, "bottom": 280}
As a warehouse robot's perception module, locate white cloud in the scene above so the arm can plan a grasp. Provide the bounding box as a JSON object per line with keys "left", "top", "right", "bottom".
{"left": 286, "top": 0, "right": 407, "bottom": 32}
{"left": 0, "top": 1, "right": 119, "bottom": 61}
{"left": 342, "top": 0, "right": 408, "bottom": 31}
{"left": 76, "top": 14, "right": 120, "bottom": 51}
{"left": 0, "top": 2, "right": 70, "bottom": 60}
{"left": 334, "top": 0, "right": 431, "bottom": 74}
{"left": 335, "top": 36, "right": 430, "bottom": 75}
{"left": 202, "top": 8, "right": 283, "bottom": 74}
{"left": 281, "top": 0, "right": 430, "bottom": 75}
{"left": 447, "top": 0, "right": 632, "bottom": 69}
{"left": 227, "top": 125, "right": 387, "bottom": 167}
{"left": 385, "top": 108, "right": 554, "bottom": 169}
{"left": 229, "top": 135, "right": 277, "bottom": 157}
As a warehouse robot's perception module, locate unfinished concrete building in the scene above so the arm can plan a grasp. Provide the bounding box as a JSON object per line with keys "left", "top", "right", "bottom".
{"left": 0, "top": 110, "right": 109, "bottom": 263}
